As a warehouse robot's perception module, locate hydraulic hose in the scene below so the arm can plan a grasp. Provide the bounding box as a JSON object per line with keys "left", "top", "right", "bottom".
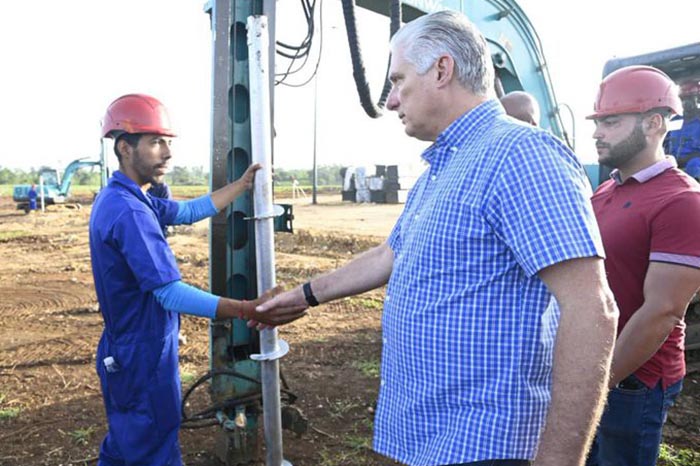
{"left": 341, "top": 0, "right": 402, "bottom": 118}
{"left": 180, "top": 369, "right": 297, "bottom": 429}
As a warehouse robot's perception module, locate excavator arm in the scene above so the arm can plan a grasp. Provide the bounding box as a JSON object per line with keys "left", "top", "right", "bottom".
{"left": 58, "top": 158, "right": 103, "bottom": 197}
{"left": 349, "top": 0, "right": 570, "bottom": 144}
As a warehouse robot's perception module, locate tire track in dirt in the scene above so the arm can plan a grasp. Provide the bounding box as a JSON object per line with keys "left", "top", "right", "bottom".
{"left": 0, "top": 326, "right": 98, "bottom": 370}
{"left": 0, "top": 284, "right": 93, "bottom": 315}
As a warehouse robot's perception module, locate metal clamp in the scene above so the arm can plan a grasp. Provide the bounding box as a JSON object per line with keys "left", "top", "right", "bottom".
{"left": 250, "top": 339, "right": 289, "bottom": 361}
{"left": 244, "top": 203, "right": 285, "bottom": 221}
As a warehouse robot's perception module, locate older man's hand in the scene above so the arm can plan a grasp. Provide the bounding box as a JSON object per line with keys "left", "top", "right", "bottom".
{"left": 245, "top": 286, "right": 310, "bottom": 329}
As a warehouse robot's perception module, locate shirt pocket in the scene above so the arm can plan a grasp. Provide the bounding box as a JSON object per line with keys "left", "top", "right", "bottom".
{"left": 406, "top": 198, "right": 493, "bottom": 273}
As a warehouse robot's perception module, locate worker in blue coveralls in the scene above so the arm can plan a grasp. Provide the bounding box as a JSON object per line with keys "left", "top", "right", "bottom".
{"left": 148, "top": 181, "right": 173, "bottom": 236}
{"left": 148, "top": 180, "right": 173, "bottom": 200}
{"left": 665, "top": 80, "right": 700, "bottom": 168}
{"left": 27, "top": 183, "right": 38, "bottom": 212}
{"left": 686, "top": 157, "right": 700, "bottom": 180}
{"left": 90, "top": 93, "right": 297, "bottom": 466}
{"left": 256, "top": 11, "right": 618, "bottom": 466}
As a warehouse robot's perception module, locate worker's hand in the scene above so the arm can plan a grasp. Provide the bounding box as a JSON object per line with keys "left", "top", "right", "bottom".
{"left": 211, "top": 163, "right": 263, "bottom": 210}
{"left": 248, "top": 286, "right": 310, "bottom": 329}
{"left": 235, "top": 285, "right": 281, "bottom": 319}
{"left": 235, "top": 163, "right": 262, "bottom": 191}
{"left": 236, "top": 286, "right": 306, "bottom": 328}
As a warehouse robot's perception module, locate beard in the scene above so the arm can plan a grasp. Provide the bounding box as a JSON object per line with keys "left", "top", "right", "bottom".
{"left": 598, "top": 123, "right": 647, "bottom": 169}
{"left": 132, "top": 148, "right": 165, "bottom": 185}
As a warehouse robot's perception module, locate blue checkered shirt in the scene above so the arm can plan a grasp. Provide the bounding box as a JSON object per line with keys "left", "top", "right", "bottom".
{"left": 373, "top": 100, "right": 604, "bottom": 465}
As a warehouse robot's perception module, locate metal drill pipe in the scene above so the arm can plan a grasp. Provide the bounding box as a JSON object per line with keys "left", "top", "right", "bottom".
{"left": 247, "top": 15, "right": 288, "bottom": 466}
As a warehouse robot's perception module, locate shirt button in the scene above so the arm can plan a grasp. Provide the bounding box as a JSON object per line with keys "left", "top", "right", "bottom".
{"left": 383, "top": 338, "right": 388, "bottom": 344}
{"left": 414, "top": 214, "right": 420, "bottom": 220}
{"left": 450, "top": 146, "right": 458, "bottom": 152}
{"left": 381, "top": 379, "right": 386, "bottom": 387}
{"left": 385, "top": 295, "right": 390, "bottom": 301}
{"left": 431, "top": 175, "right": 437, "bottom": 181}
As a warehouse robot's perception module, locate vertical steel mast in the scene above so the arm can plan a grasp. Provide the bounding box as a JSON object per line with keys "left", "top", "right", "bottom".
{"left": 208, "top": 0, "right": 264, "bottom": 464}
{"left": 208, "top": 0, "right": 289, "bottom": 464}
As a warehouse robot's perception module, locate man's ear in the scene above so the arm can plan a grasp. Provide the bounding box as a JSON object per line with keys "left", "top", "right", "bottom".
{"left": 116, "top": 139, "right": 132, "bottom": 160}
{"left": 643, "top": 113, "right": 664, "bottom": 134}
{"left": 435, "top": 55, "right": 455, "bottom": 87}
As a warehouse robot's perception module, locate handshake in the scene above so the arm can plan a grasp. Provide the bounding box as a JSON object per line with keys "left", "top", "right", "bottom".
{"left": 216, "top": 285, "right": 310, "bottom": 327}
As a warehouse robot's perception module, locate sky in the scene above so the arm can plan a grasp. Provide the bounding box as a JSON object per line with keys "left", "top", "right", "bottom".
{"left": 0, "top": 0, "right": 698, "bottom": 174}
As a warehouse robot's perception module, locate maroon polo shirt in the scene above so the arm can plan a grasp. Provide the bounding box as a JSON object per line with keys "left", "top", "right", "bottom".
{"left": 592, "top": 158, "right": 700, "bottom": 389}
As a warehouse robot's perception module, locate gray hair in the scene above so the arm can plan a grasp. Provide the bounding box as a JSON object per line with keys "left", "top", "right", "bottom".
{"left": 390, "top": 10, "right": 494, "bottom": 96}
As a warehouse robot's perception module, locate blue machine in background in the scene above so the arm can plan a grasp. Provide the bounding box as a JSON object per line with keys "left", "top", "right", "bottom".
{"left": 12, "top": 157, "right": 103, "bottom": 211}
{"left": 357, "top": 0, "right": 572, "bottom": 145}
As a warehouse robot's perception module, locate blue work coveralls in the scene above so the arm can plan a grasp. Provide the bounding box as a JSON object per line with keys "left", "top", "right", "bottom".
{"left": 28, "top": 187, "right": 37, "bottom": 210}
{"left": 89, "top": 171, "right": 183, "bottom": 466}
{"left": 666, "top": 117, "right": 700, "bottom": 167}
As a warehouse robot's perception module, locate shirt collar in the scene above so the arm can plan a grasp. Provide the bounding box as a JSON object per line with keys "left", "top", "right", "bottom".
{"left": 610, "top": 157, "right": 677, "bottom": 185}
{"left": 110, "top": 170, "right": 151, "bottom": 204}
{"left": 422, "top": 99, "right": 503, "bottom": 164}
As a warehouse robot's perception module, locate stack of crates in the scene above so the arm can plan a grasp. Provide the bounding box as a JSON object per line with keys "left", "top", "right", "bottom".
{"left": 384, "top": 165, "right": 407, "bottom": 204}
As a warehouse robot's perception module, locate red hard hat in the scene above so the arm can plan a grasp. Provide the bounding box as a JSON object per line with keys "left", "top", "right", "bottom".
{"left": 101, "top": 93, "right": 176, "bottom": 138}
{"left": 680, "top": 80, "right": 700, "bottom": 97}
{"left": 586, "top": 65, "right": 682, "bottom": 119}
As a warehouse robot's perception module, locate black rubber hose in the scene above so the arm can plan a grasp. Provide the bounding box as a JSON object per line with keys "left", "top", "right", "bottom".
{"left": 341, "top": 0, "right": 402, "bottom": 118}
{"left": 180, "top": 369, "right": 298, "bottom": 426}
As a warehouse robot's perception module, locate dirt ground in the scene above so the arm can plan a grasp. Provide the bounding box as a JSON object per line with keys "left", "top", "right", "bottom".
{"left": 0, "top": 193, "right": 698, "bottom": 466}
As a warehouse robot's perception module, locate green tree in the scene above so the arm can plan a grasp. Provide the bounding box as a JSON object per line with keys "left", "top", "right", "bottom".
{"left": 0, "top": 167, "right": 17, "bottom": 184}
{"left": 73, "top": 169, "right": 102, "bottom": 185}
{"left": 273, "top": 165, "right": 343, "bottom": 186}
{"left": 168, "top": 165, "right": 208, "bottom": 185}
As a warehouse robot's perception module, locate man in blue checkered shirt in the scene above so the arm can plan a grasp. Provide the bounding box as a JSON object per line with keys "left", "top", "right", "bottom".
{"left": 257, "top": 10, "right": 618, "bottom": 466}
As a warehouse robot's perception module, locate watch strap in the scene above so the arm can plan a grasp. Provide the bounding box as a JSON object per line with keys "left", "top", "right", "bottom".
{"left": 302, "top": 281, "right": 320, "bottom": 307}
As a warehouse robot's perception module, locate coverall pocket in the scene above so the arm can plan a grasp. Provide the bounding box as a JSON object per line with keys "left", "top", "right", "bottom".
{"left": 103, "top": 340, "right": 163, "bottom": 411}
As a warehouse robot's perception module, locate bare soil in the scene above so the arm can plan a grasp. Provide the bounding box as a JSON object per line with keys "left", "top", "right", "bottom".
{"left": 0, "top": 194, "right": 698, "bottom": 466}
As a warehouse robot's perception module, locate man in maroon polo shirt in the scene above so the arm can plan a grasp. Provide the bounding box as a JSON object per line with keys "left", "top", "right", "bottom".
{"left": 586, "top": 66, "right": 700, "bottom": 466}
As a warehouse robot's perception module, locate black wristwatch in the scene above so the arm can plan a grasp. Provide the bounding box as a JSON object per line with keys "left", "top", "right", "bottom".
{"left": 302, "top": 281, "right": 320, "bottom": 307}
